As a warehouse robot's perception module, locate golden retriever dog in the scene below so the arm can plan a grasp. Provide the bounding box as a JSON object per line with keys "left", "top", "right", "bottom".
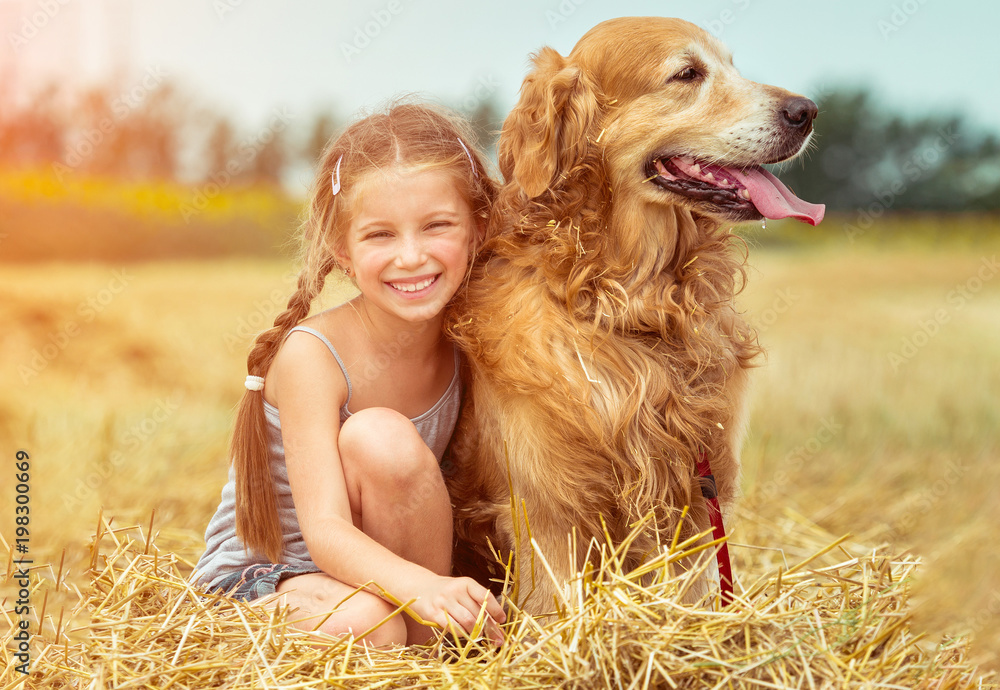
{"left": 445, "top": 16, "right": 824, "bottom": 615}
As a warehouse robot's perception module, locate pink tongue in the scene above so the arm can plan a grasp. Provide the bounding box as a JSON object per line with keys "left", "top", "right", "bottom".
{"left": 727, "top": 166, "right": 825, "bottom": 226}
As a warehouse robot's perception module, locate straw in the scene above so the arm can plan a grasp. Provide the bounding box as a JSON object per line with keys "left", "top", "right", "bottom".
{"left": 3, "top": 508, "right": 994, "bottom": 689}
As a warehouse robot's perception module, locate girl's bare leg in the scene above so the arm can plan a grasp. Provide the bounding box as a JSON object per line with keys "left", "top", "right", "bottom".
{"left": 339, "top": 407, "right": 454, "bottom": 644}
{"left": 265, "top": 573, "right": 408, "bottom": 646}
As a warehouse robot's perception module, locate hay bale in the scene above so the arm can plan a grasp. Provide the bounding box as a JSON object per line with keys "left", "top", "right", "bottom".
{"left": 5, "top": 509, "right": 994, "bottom": 689}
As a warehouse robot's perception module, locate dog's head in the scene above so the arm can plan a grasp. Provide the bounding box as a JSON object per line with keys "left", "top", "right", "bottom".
{"left": 500, "top": 16, "right": 824, "bottom": 227}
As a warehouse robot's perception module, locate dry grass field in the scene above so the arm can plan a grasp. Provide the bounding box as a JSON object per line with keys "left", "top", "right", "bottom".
{"left": 737, "top": 239, "right": 1000, "bottom": 663}
{"left": 2, "top": 221, "right": 999, "bottom": 684}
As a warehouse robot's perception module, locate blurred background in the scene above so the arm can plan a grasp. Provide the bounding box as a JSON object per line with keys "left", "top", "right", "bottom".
{"left": 2, "top": 0, "right": 998, "bottom": 671}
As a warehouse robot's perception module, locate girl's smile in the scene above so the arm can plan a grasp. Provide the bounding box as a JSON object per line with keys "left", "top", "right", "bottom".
{"left": 386, "top": 273, "right": 439, "bottom": 295}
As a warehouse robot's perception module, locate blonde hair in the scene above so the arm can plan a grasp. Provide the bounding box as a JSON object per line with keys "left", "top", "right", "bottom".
{"left": 232, "top": 100, "right": 497, "bottom": 561}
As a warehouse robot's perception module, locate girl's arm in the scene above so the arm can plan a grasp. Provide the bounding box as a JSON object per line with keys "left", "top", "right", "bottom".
{"left": 267, "top": 331, "right": 504, "bottom": 641}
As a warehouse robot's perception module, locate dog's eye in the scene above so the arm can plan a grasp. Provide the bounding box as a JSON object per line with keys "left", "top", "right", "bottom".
{"left": 671, "top": 67, "right": 701, "bottom": 83}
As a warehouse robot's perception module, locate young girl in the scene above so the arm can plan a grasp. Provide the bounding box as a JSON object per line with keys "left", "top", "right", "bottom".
{"left": 193, "top": 102, "right": 505, "bottom": 648}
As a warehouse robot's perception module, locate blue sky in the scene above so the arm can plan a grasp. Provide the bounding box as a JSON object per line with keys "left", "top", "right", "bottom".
{"left": 4, "top": 0, "right": 998, "bottom": 136}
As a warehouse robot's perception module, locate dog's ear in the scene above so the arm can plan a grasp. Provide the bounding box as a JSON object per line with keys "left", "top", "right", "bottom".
{"left": 499, "top": 47, "right": 600, "bottom": 199}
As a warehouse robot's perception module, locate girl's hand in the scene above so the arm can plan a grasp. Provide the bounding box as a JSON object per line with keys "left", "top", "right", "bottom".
{"left": 404, "top": 574, "right": 506, "bottom": 646}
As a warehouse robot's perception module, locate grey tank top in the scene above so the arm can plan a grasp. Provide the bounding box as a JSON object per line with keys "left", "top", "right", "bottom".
{"left": 192, "top": 325, "right": 462, "bottom": 589}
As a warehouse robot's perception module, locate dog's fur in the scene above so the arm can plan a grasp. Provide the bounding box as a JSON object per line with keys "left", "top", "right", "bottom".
{"left": 445, "top": 17, "right": 818, "bottom": 614}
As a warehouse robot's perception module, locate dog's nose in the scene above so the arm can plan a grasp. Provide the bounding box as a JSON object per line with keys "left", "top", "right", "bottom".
{"left": 781, "top": 97, "right": 818, "bottom": 133}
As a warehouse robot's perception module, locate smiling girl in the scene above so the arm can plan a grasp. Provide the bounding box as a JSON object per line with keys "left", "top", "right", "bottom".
{"left": 192, "top": 102, "right": 504, "bottom": 647}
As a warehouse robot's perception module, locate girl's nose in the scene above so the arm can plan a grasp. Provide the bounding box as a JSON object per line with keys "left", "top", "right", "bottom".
{"left": 396, "top": 234, "right": 426, "bottom": 268}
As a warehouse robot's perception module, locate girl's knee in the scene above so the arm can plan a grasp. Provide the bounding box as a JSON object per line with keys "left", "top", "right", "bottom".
{"left": 340, "top": 407, "right": 438, "bottom": 483}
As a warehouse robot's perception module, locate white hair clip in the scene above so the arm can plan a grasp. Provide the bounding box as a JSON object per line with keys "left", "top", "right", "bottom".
{"left": 457, "top": 138, "right": 478, "bottom": 178}
{"left": 331, "top": 155, "right": 343, "bottom": 195}
{"left": 244, "top": 375, "right": 265, "bottom": 391}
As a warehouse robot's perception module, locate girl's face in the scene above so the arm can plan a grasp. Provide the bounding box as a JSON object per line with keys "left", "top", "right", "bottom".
{"left": 337, "top": 167, "right": 477, "bottom": 327}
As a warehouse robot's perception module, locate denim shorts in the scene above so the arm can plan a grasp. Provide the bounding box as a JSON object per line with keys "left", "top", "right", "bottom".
{"left": 209, "top": 563, "right": 322, "bottom": 602}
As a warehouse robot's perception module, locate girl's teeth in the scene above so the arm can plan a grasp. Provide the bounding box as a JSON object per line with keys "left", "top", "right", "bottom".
{"left": 390, "top": 277, "right": 435, "bottom": 292}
